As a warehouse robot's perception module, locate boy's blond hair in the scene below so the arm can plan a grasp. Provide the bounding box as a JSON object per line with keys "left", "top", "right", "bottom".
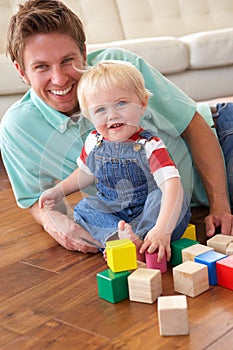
{"left": 78, "top": 60, "right": 152, "bottom": 117}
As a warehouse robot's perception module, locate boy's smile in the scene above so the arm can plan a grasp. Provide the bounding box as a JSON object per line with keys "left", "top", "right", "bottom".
{"left": 86, "top": 86, "right": 148, "bottom": 141}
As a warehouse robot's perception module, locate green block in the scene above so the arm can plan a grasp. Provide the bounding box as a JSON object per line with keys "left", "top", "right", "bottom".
{"left": 170, "top": 238, "right": 200, "bottom": 266}
{"left": 97, "top": 269, "right": 131, "bottom": 303}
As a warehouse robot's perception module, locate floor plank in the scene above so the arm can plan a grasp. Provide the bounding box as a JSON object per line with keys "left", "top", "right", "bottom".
{"left": 1, "top": 319, "right": 111, "bottom": 350}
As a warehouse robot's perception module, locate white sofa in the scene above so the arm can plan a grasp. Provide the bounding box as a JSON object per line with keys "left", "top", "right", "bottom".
{"left": 1, "top": 0, "right": 233, "bottom": 122}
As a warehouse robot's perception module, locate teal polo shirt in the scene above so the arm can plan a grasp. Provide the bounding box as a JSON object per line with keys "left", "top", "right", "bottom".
{"left": 0, "top": 47, "right": 214, "bottom": 208}
{"left": 0, "top": 89, "right": 92, "bottom": 208}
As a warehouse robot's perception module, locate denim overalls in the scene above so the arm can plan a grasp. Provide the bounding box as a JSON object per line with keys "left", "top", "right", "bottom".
{"left": 74, "top": 130, "right": 191, "bottom": 247}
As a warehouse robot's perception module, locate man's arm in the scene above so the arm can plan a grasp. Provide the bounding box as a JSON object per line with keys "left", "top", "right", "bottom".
{"left": 29, "top": 201, "right": 102, "bottom": 253}
{"left": 182, "top": 111, "right": 233, "bottom": 236}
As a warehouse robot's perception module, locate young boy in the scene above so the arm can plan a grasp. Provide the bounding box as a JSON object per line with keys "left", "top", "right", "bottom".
{"left": 39, "top": 61, "right": 191, "bottom": 262}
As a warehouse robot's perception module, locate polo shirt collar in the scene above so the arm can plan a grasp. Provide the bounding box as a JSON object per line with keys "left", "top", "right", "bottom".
{"left": 30, "top": 89, "right": 77, "bottom": 133}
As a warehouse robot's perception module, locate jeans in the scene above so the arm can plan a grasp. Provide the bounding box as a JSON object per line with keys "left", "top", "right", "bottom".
{"left": 74, "top": 187, "right": 191, "bottom": 247}
{"left": 215, "top": 103, "right": 233, "bottom": 206}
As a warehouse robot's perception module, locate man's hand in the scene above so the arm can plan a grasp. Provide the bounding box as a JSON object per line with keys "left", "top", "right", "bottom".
{"left": 30, "top": 201, "right": 103, "bottom": 253}
{"left": 182, "top": 111, "right": 233, "bottom": 237}
{"left": 205, "top": 212, "right": 233, "bottom": 237}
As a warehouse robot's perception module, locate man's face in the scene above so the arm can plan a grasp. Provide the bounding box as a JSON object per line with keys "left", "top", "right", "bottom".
{"left": 16, "top": 32, "right": 86, "bottom": 115}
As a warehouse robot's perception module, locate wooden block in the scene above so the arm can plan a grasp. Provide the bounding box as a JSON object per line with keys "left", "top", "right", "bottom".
{"left": 128, "top": 268, "right": 162, "bottom": 304}
{"left": 181, "top": 223, "right": 197, "bottom": 241}
{"left": 170, "top": 238, "right": 199, "bottom": 266}
{"left": 158, "top": 295, "right": 189, "bottom": 336}
{"left": 96, "top": 268, "right": 131, "bottom": 303}
{"left": 136, "top": 260, "right": 147, "bottom": 269}
{"left": 182, "top": 244, "right": 213, "bottom": 262}
{"left": 216, "top": 255, "right": 233, "bottom": 290}
{"left": 145, "top": 251, "right": 167, "bottom": 273}
{"left": 207, "top": 234, "right": 233, "bottom": 254}
{"left": 106, "top": 238, "right": 137, "bottom": 272}
{"left": 226, "top": 242, "right": 233, "bottom": 256}
{"left": 173, "top": 261, "right": 209, "bottom": 297}
{"left": 194, "top": 250, "right": 227, "bottom": 285}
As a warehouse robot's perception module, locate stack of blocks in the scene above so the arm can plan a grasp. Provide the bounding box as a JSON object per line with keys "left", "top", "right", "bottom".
{"left": 207, "top": 234, "right": 233, "bottom": 290}
{"left": 96, "top": 238, "right": 137, "bottom": 303}
{"left": 97, "top": 237, "right": 165, "bottom": 304}
{"left": 172, "top": 233, "right": 233, "bottom": 294}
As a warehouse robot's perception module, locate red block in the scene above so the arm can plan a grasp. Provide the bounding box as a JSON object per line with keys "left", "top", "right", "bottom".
{"left": 145, "top": 250, "right": 167, "bottom": 273}
{"left": 216, "top": 255, "right": 233, "bottom": 290}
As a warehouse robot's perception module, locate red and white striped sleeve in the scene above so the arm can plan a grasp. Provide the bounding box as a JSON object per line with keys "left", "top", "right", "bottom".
{"left": 144, "top": 136, "right": 180, "bottom": 188}
{"left": 76, "top": 131, "right": 97, "bottom": 175}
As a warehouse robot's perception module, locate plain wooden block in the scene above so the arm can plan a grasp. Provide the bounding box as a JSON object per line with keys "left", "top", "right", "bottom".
{"left": 207, "top": 234, "right": 233, "bottom": 254}
{"left": 128, "top": 268, "right": 162, "bottom": 304}
{"left": 106, "top": 238, "right": 137, "bottom": 272}
{"left": 226, "top": 242, "right": 233, "bottom": 256}
{"left": 181, "top": 223, "right": 197, "bottom": 241}
{"left": 145, "top": 250, "right": 167, "bottom": 273}
{"left": 158, "top": 295, "right": 189, "bottom": 336}
{"left": 182, "top": 244, "right": 213, "bottom": 262}
{"left": 173, "top": 261, "right": 209, "bottom": 297}
{"left": 216, "top": 255, "right": 233, "bottom": 290}
{"left": 136, "top": 260, "right": 147, "bottom": 269}
{"left": 170, "top": 238, "right": 199, "bottom": 266}
{"left": 194, "top": 250, "right": 227, "bottom": 285}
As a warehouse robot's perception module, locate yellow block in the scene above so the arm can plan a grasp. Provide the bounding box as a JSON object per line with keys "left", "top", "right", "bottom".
{"left": 181, "top": 224, "right": 196, "bottom": 241}
{"left": 106, "top": 238, "right": 137, "bottom": 273}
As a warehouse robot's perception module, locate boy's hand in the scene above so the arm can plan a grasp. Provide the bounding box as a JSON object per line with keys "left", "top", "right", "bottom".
{"left": 139, "top": 229, "right": 171, "bottom": 262}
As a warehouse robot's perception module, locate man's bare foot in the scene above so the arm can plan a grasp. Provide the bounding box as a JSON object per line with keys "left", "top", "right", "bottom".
{"left": 118, "top": 220, "right": 145, "bottom": 262}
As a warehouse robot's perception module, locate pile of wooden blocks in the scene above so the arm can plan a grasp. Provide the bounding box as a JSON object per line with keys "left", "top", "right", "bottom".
{"left": 96, "top": 224, "right": 233, "bottom": 336}
{"left": 96, "top": 237, "right": 164, "bottom": 304}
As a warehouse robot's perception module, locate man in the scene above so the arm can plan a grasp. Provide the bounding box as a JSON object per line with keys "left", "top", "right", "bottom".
{"left": 1, "top": 0, "right": 232, "bottom": 253}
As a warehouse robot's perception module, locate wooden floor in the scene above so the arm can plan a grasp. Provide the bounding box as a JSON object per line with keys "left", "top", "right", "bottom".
{"left": 1, "top": 156, "right": 233, "bottom": 350}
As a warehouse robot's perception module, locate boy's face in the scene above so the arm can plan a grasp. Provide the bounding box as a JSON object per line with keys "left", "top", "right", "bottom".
{"left": 85, "top": 86, "right": 148, "bottom": 141}
{"left": 15, "top": 32, "right": 86, "bottom": 116}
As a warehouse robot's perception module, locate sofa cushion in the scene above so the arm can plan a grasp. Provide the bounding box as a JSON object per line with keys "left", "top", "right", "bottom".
{"left": 88, "top": 37, "right": 189, "bottom": 74}
{"left": 182, "top": 28, "right": 233, "bottom": 69}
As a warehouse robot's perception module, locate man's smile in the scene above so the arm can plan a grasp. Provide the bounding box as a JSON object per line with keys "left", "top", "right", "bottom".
{"left": 50, "top": 85, "right": 73, "bottom": 96}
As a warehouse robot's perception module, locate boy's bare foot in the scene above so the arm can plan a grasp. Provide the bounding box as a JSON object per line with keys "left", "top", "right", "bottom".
{"left": 118, "top": 220, "right": 145, "bottom": 262}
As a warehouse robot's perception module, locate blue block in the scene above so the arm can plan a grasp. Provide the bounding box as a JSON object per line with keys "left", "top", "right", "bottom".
{"left": 194, "top": 250, "right": 227, "bottom": 285}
